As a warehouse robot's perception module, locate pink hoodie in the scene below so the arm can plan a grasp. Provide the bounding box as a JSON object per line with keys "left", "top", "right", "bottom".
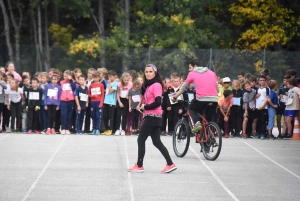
{"left": 182, "top": 67, "right": 218, "bottom": 101}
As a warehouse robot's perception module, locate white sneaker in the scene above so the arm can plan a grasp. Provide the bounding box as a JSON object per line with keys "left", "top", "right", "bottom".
{"left": 121, "top": 130, "right": 125, "bottom": 136}
{"left": 115, "top": 130, "right": 120, "bottom": 136}
{"left": 61, "top": 129, "right": 66, "bottom": 135}
{"left": 6, "top": 127, "right": 11, "bottom": 133}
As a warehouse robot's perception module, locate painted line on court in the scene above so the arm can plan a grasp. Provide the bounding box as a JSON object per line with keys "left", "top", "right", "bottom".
{"left": 241, "top": 140, "right": 300, "bottom": 180}
{"left": 21, "top": 135, "right": 68, "bottom": 201}
{"left": 0, "top": 134, "right": 9, "bottom": 141}
{"left": 190, "top": 146, "right": 239, "bottom": 201}
{"left": 124, "top": 136, "right": 135, "bottom": 201}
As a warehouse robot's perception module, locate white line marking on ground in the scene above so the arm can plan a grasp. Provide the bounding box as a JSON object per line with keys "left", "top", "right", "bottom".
{"left": 21, "top": 135, "right": 68, "bottom": 201}
{"left": 0, "top": 134, "right": 9, "bottom": 141}
{"left": 190, "top": 146, "right": 239, "bottom": 201}
{"left": 241, "top": 140, "right": 300, "bottom": 180}
{"left": 124, "top": 136, "right": 135, "bottom": 201}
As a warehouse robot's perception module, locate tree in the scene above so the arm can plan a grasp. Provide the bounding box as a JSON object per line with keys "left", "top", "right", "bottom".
{"left": 229, "top": 0, "right": 299, "bottom": 50}
{"left": 0, "top": 0, "right": 14, "bottom": 62}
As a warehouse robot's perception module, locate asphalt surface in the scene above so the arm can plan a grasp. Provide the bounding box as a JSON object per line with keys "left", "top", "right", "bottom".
{"left": 0, "top": 131, "right": 299, "bottom": 201}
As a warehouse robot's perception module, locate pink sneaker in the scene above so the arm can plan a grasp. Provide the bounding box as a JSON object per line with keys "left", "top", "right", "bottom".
{"left": 127, "top": 163, "right": 144, "bottom": 173}
{"left": 161, "top": 164, "right": 177, "bottom": 173}
{"left": 51, "top": 129, "right": 56, "bottom": 134}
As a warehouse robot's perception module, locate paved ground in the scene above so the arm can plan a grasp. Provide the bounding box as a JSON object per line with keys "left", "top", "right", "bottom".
{"left": 0, "top": 132, "right": 299, "bottom": 201}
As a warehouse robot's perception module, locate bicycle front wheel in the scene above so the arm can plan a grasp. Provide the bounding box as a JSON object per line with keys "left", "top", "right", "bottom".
{"left": 173, "top": 119, "right": 191, "bottom": 157}
{"left": 201, "top": 122, "right": 222, "bottom": 161}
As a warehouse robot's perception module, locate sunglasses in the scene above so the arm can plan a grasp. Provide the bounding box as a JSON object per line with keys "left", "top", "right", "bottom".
{"left": 223, "top": 82, "right": 230, "bottom": 84}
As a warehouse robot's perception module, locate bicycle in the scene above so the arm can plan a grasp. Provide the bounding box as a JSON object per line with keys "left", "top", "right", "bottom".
{"left": 172, "top": 103, "right": 222, "bottom": 161}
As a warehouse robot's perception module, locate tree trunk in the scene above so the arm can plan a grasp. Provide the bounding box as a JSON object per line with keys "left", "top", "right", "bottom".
{"left": 37, "top": 0, "right": 46, "bottom": 71}
{"left": 30, "top": 0, "right": 42, "bottom": 71}
{"left": 7, "top": 0, "right": 23, "bottom": 70}
{"left": 0, "top": 0, "right": 14, "bottom": 61}
{"left": 122, "top": 0, "right": 130, "bottom": 71}
{"left": 44, "top": 3, "right": 50, "bottom": 71}
{"left": 98, "top": 0, "right": 105, "bottom": 67}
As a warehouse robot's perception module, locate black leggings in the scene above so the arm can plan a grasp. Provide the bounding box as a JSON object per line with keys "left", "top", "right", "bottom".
{"left": 116, "top": 98, "right": 129, "bottom": 130}
{"left": 10, "top": 101, "right": 21, "bottom": 130}
{"left": 47, "top": 105, "right": 57, "bottom": 128}
{"left": 102, "top": 104, "right": 116, "bottom": 131}
{"left": 137, "top": 116, "right": 173, "bottom": 167}
{"left": 131, "top": 109, "right": 140, "bottom": 129}
{"left": 2, "top": 105, "right": 10, "bottom": 130}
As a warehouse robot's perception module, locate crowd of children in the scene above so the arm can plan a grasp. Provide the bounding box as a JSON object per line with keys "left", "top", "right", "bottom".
{"left": 0, "top": 61, "right": 299, "bottom": 139}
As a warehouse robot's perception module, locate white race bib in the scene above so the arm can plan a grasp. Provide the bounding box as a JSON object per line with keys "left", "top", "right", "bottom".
{"left": 91, "top": 87, "right": 101, "bottom": 95}
{"left": 132, "top": 95, "right": 140, "bottom": 102}
{"left": 47, "top": 89, "right": 57, "bottom": 97}
{"left": 187, "top": 93, "right": 194, "bottom": 102}
{"left": 120, "top": 90, "right": 128, "bottom": 98}
{"left": 233, "top": 97, "right": 241, "bottom": 106}
{"left": 79, "top": 93, "right": 88, "bottom": 102}
{"left": 29, "top": 92, "right": 40, "bottom": 100}
{"left": 63, "top": 83, "right": 71, "bottom": 91}
{"left": 280, "top": 95, "right": 287, "bottom": 103}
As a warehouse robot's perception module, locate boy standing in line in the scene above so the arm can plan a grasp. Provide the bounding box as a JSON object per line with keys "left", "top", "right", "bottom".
{"left": 74, "top": 75, "right": 89, "bottom": 134}
{"left": 101, "top": 70, "right": 118, "bottom": 135}
{"left": 255, "top": 75, "right": 269, "bottom": 139}
{"left": 22, "top": 77, "right": 31, "bottom": 133}
{"left": 26, "top": 78, "right": 43, "bottom": 134}
{"left": 84, "top": 68, "right": 95, "bottom": 133}
{"left": 88, "top": 72, "right": 105, "bottom": 135}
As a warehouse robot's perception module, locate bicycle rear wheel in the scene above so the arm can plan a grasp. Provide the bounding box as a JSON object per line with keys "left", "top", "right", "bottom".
{"left": 173, "top": 119, "right": 191, "bottom": 157}
{"left": 201, "top": 122, "right": 222, "bottom": 161}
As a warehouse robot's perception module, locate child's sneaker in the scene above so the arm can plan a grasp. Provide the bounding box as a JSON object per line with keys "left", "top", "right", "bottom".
{"left": 5, "top": 127, "right": 11, "bottom": 133}
{"left": 115, "top": 130, "right": 120, "bottom": 136}
{"left": 224, "top": 133, "right": 229, "bottom": 138}
{"left": 161, "top": 164, "right": 177, "bottom": 173}
{"left": 127, "top": 163, "right": 144, "bottom": 173}
{"left": 253, "top": 134, "right": 261, "bottom": 139}
{"left": 121, "top": 130, "right": 125, "bottom": 136}
{"left": 61, "top": 129, "right": 66, "bottom": 135}
{"left": 90, "top": 130, "right": 95, "bottom": 135}
{"left": 65, "top": 130, "right": 70, "bottom": 135}
{"left": 27, "top": 130, "right": 32, "bottom": 134}
{"left": 94, "top": 130, "right": 100, "bottom": 135}
{"left": 46, "top": 129, "right": 51, "bottom": 135}
{"left": 41, "top": 129, "right": 46, "bottom": 134}
{"left": 34, "top": 130, "right": 41, "bottom": 134}
{"left": 51, "top": 129, "right": 56, "bottom": 134}
{"left": 192, "top": 121, "right": 202, "bottom": 133}
{"left": 21, "top": 129, "right": 27, "bottom": 133}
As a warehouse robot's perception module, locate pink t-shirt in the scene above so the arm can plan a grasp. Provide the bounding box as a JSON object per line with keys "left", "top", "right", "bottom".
{"left": 6, "top": 71, "right": 22, "bottom": 82}
{"left": 219, "top": 97, "right": 233, "bottom": 111}
{"left": 144, "top": 83, "right": 162, "bottom": 115}
{"left": 118, "top": 82, "right": 133, "bottom": 98}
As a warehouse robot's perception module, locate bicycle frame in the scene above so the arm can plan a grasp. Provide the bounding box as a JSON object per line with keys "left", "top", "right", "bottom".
{"left": 185, "top": 110, "right": 214, "bottom": 143}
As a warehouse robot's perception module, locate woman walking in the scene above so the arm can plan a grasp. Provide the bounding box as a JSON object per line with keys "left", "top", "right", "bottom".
{"left": 127, "top": 64, "right": 177, "bottom": 173}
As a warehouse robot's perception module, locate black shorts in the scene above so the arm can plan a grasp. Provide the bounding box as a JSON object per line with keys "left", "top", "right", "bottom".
{"left": 244, "top": 109, "right": 257, "bottom": 120}
{"left": 276, "top": 107, "right": 285, "bottom": 116}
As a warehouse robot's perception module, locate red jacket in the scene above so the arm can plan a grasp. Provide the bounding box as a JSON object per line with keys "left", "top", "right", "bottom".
{"left": 88, "top": 82, "right": 105, "bottom": 107}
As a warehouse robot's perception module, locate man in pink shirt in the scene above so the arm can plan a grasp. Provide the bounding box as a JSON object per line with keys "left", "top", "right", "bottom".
{"left": 6, "top": 61, "right": 22, "bottom": 83}
{"left": 173, "top": 59, "right": 218, "bottom": 132}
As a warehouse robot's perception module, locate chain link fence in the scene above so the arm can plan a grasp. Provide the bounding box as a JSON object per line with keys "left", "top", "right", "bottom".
{"left": 1, "top": 46, "right": 300, "bottom": 83}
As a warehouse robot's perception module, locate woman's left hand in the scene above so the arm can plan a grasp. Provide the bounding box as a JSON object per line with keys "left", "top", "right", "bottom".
{"left": 140, "top": 104, "right": 145, "bottom": 110}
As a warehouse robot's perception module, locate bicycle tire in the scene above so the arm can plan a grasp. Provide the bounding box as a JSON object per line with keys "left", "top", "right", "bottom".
{"left": 201, "top": 122, "right": 222, "bottom": 161}
{"left": 173, "top": 119, "right": 191, "bottom": 157}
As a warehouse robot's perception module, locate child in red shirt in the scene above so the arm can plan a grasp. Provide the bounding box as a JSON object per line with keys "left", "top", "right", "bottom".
{"left": 88, "top": 72, "right": 105, "bottom": 135}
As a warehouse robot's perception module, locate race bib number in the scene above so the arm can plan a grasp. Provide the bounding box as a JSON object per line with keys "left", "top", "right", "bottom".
{"left": 120, "top": 90, "right": 128, "bottom": 98}
{"left": 280, "top": 95, "right": 287, "bottom": 103}
{"left": 29, "top": 92, "right": 40, "bottom": 100}
{"left": 47, "top": 89, "right": 57, "bottom": 97}
{"left": 187, "top": 93, "right": 194, "bottom": 102}
{"left": 91, "top": 87, "right": 101, "bottom": 95}
{"left": 233, "top": 97, "right": 241, "bottom": 106}
{"left": 79, "top": 93, "right": 88, "bottom": 102}
{"left": 132, "top": 95, "right": 140, "bottom": 102}
{"left": 63, "top": 83, "right": 71, "bottom": 91}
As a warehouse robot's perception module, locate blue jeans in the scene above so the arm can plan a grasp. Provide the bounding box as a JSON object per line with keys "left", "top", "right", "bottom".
{"left": 76, "top": 109, "right": 86, "bottom": 132}
{"left": 267, "top": 107, "right": 276, "bottom": 130}
{"left": 40, "top": 106, "right": 48, "bottom": 130}
{"left": 60, "top": 101, "right": 74, "bottom": 130}
{"left": 90, "top": 101, "right": 101, "bottom": 130}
